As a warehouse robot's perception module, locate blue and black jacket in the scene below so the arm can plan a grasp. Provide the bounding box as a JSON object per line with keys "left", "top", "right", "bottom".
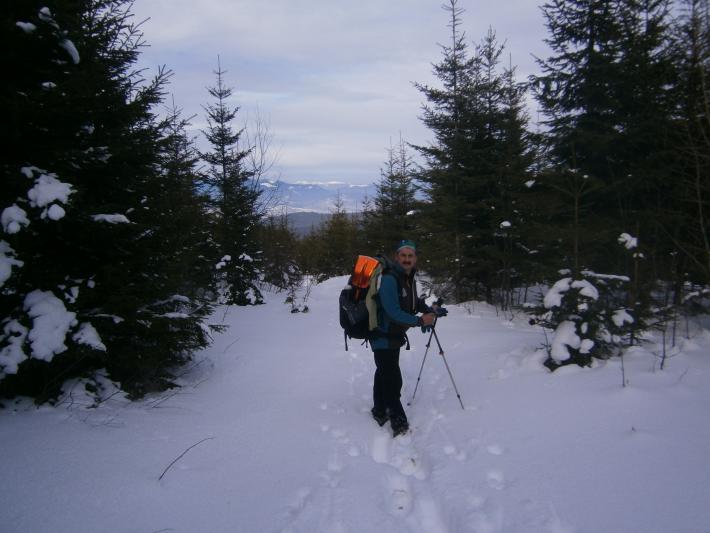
{"left": 370, "top": 261, "right": 431, "bottom": 350}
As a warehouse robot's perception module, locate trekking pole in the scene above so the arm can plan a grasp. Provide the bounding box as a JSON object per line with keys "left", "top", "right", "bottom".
{"left": 407, "top": 318, "right": 437, "bottom": 406}
{"left": 431, "top": 326, "right": 465, "bottom": 410}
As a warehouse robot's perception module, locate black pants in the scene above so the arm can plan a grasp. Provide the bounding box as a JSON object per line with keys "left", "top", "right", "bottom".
{"left": 373, "top": 348, "right": 406, "bottom": 420}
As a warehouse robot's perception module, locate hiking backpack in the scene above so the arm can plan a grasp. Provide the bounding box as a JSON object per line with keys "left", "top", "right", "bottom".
{"left": 339, "top": 255, "right": 386, "bottom": 350}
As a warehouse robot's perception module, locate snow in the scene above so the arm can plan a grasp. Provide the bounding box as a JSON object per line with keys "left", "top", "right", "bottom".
{"left": 612, "top": 309, "right": 634, "bottom": 327}
{"left": 545, "top": 278, "right": 599, "bottom": 309}
{"left": 38, "top": 7, "right": 53, "bottom": 21}
{"left": 27, "top": 172, "right": 74, "bottom": 209}
{"left": 0, "top": 320, "right": 29, "bottom": 376}
{"left": 0, "top": 241, "right": 23, "bottom": 287}
{"left": 570, "top": 279, "right": 599, "bottom": 300}
{"left": 20, "top": 166, "right": 43, "bottom": 178}
{"left": 580, "top": 270, "right": 630, "bottom": 282}
{"left": 216, "top": 255, "right": 231, "bottom": 270}
{"left": 550, "top": 319, "right": 579, "bottom": 361}
{"left": 1, "top": 277, "right": 710, "bottom": 533}
{"left": 543, "top": 277, "right": 571, "bottom": 309}
{"left": 44, "top": 203, "right": 66, "bottom": 221}
{"left": 72, "top": 322, "right": 106, "bottom": 351}
{"left": 59, "top": 39, "right": 80, "bottom": 64}
{"left": 16, "top": 21, "right": 37, "bottom": 33}
{"left": 618, "top": 233, "right": 638, "bottom": 250}
{"left": 161, "top": 312, "right": 190, "bottom": 319}
{"left": 91, "top": 214, "right": 131, "bottom": 224}
{"left": 2, "top": 205, "right": 30, "bottom": 234}
{"left": 24, "top": 290, "right": 77, "bottom": 362}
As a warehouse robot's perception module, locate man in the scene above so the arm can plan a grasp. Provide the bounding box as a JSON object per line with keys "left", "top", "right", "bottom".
{"left": 370, "top": 239, "right": 436, "bottom": 437}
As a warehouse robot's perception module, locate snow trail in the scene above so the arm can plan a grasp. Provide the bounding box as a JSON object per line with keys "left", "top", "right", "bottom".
{"left": 1, "top": 276, "right": 709, "bottom": 532}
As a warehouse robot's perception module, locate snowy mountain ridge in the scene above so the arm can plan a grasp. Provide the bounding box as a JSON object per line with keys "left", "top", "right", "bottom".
{"left": 260, "top": 179, "right": 377, "bottom": 214}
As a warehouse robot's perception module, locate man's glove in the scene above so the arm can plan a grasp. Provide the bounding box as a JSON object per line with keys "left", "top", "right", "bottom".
{"left": 433, "top": 306, "right": 448, "bottom": 317}
{"left": 421, "top": 325, "right": 433, "bottom": 333}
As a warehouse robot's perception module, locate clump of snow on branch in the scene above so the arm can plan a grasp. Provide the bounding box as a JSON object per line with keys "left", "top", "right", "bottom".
{"left": 59, "top": 39, "right": 80, "bottom": 64}
{"left": 38, "top": 7, "right": 57, "bottom": 26}
{"left": 44, "top": 204, "right": 66, "bottom": 221}
{"left": 550, "top": 320, "right": 579, "bottom": 361}
{"left": 26, "top": 170, "right": 74, "bottom": 221}
{"left": 1, "top": 290, "right": 106, "bottom": 378}
{"left": 16, "top": 21, "right": 37, "bottom": 33}
{"left": 73, "top": 322, "right": 106, "bottom": 351}
{"left": 612, "top": 309, "right": 634, "bottom": 328}
{"left": 571, "top": 279, "right": 599, "bottom": 301}
{"left": 21, "top": 7, "right": 81, "bottom": 65}
{"left": 24, "top": 290, "right": 77, "bottom": 362}
{"left": 543, "top": 278, "right": 571, "bottom": 309}
{"left": 216, "top": 255, "right": 231, "bottom": 270}
{"left": 91, "top": 214, "right": 131, "bottom": 224}
{"left": 618, "top": 233, "right": 638, "bottom": 250}
{"left": 0, "top": 241, "right": 24, "bottom": 287}
{"left": 0, "top": 320, "right": 29, "bottom": 376}
{"left": 2, "top": 205, "right": 30, "bottom": 234}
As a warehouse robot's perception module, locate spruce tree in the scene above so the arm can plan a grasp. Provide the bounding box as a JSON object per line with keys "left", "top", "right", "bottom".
{"left": 201, "top": 59, "right": 263, "bottom": 306}
{"left": 669, "top": 0, "right": 710, "bottom": 286}
{"left": 258, "top": 212, "right": 302, "bottom": 294}
{"left": 413, "top": 0, "right": 481, "bottom": 301}
{"left": 1, "top": 0, "right": 216, "bottom": 400}
{"left": 530, "top": 0, "right": 675, "bottom": 278}
{"left": 414, "top": 1, "right": 534, "bottom": 303}
{"left": 363, "top": 136, "right": 418, "bottom": 255}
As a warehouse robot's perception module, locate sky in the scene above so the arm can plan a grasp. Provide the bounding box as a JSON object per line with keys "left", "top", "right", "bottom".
{"left": 131, "top": 0, "right": 551, "bottom": 185}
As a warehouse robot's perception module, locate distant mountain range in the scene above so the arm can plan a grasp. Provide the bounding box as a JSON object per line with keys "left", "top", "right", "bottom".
{"left": 259, "top": 180, "right": 377, "bottom": 214}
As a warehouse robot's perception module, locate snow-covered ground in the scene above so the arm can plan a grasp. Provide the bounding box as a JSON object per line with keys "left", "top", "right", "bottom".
{"left": 2, "top": 276, "right": 709, "bottom": 533}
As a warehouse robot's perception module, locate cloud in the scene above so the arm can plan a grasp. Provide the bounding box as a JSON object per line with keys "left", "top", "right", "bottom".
{"left": 132, "top": 0, "right": 549, "bottom": 185}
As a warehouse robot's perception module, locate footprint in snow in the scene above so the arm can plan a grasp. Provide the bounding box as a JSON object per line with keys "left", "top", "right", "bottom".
{"left": 371, "top": 430, "right": 391, "bottom": 464}
{"left": 330, "top": 428, "right": 349, "bottom": 443}
{"left": 487, "top": 470, "right": 506, "bottom": 491}
{"left": 328, "top": 451, "right": 343, "bottom": 473}
{"left": 443, "top": 445, "right": 468, "bottom": 462}
{"left": 386, "top": 473, "right": 413, "bottom": 517}
{"left": 487, "top": 444, "right": 505, "bottom": 456}
{"left": 391, "top": 435, "right": 428, "bottom": 480}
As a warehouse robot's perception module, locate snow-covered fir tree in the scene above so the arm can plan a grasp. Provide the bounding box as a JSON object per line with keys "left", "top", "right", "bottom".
{"left": 201, "top": 59, "right": 263, "bottom": 306}
{"left": 1, "top": 0, "right": 218, "bottom": 399}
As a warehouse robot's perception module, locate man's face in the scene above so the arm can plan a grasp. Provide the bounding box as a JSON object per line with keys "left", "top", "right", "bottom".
{"left": 395, "top": 247, "right": 417, "bottom": 274}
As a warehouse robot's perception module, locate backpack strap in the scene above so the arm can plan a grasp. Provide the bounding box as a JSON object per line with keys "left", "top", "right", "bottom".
{"left": 364, "top": 261, "right": 385, "bottom": 332}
